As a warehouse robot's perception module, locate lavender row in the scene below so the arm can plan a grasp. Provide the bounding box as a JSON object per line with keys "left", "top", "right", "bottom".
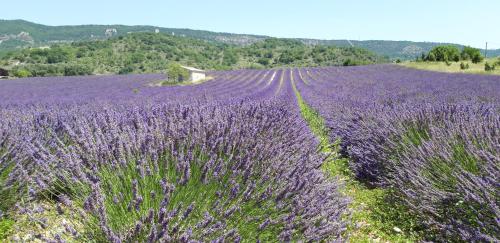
{"left": 0, "top": 69, "right": 349, "bottom": 241}
{"left": 295, "top": 65, "right": 500, "bottom": 241}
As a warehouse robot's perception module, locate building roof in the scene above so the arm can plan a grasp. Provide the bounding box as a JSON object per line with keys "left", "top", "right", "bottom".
{"left": 180, "top": 65, "right": 205, "bottom": 72}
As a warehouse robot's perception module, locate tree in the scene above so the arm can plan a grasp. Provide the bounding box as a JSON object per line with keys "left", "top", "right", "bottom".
{"left": 278, "top": 50, "right": 295, "bottom": 64}
{"left": 461, "top": 46, "right": 483, "bottom": 64}
{"left": 426, "top": 45, "right": 460, "bottom": 62}
{"left": 167, "top": 62, "right": 189, "bottom": 82}
{"left": 46, "top": 47, "right": 73, "bottom": 64}
{"left": 222, "top": 49, "right": 238, "bottom": 66}
{"left": 427, "top": 52, "right": 437, "bottom": 62}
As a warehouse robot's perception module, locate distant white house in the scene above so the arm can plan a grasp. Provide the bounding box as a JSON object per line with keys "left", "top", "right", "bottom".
{"left": 181, "top": 66, "right": 206, "bottom": 82}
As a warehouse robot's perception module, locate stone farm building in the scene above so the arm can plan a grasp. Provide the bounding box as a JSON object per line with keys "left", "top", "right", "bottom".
{"left": 181, "top": 66, "right": 206, "bottom": 82}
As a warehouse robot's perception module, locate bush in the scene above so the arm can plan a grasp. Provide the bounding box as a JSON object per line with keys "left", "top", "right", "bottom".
{"left": 63, "top": 64, "right": 93, "bottom": 76}
{"left": 460, "top": 62, "right": 469, "bottom": 70}
{"left": 118, "top": 65, "right": 135, "bottom": 74}
{"left": 257, "top": 58, "right": 270, "bottom": 66}
{"left": 13, "top": 69, "right": 31, "bottom": 78}
{"left": 343, "top": 58, "right": 358, "bottom": 66}
{"left": 484, "top": 62, "right": 495, "bottom": 71}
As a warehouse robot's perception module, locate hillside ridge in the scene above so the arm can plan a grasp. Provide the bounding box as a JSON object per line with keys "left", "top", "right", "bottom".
{"left": 2, "top": 19, "right": 499, "bottom": 59}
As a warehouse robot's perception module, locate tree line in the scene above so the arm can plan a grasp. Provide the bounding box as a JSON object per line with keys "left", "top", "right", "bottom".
{"left": 0, "top": 33, "right": 386, "bottom": 78}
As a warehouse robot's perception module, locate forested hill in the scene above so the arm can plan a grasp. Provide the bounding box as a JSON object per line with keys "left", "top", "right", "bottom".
{"left": 0, "top": 33, "right": 384, "bottom": 77}
{"left": 0, "top": 19, "right": 266, "bottom": 55}
{"left": 2, "top": 19, "right": 499, "bottom": 60}
{"left": 300, "top": 39, "right": 500, "bottom": 60}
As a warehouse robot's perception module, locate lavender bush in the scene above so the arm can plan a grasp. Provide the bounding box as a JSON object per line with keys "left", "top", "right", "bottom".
{"left": 0, "top": 71, "right": 349, "bottom": 241}
{"left": 2, "top": 64, "right": 498, "bottom": 241}
{"left": 295, "top": 65, "right": 500, "bottom": 241}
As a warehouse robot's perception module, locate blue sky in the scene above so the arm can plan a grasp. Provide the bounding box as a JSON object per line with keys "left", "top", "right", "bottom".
{"left": 3, "top": 0, "right": 500, "bottom": 48}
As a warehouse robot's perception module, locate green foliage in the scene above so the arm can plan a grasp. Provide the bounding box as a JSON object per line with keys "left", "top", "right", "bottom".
{"left": 0, "top": 218, "right": 14, "bottom": 240}
{"left": 1, "top": 33, "right": 385, "bottom": 77}
{"left": 3, "top": 19, "right": 500, "bottom": 61}
{"left": 485, "top": 62, "right": 495, "bottom": 71}
{"left": 460, "top": 62, "right": 470, "bottom": 70}
{"left": 343, "top": 58, "right": 363, "bottom": 66}
{"left": 426, "top": 45, "right": 460, "bottom": 62}
{"left": 12, "top": 68, "right": 31, "bottom": 78}
{"left": 63, "top": 64, "right": 93, "bottom": 76}
{"left": 257, "top": 58, "right": 270, "bottom": 66}
{"left": 461, "top": 46, "right": 484, "bottom": 64}
{"left": 222, "top": 49, "right": 238, "bottom": 66}
{"left": 118, "top": 65, "right": 134, "bottom": 75}
{"left": 46, "top": 47, "right": 73, "bottom": 64}
{"left": 10, "top": 63, "right": 92, "bottom": 77}
{"left": 167, "top": 62, "right": 189, "bottom": 82}
{"left": 423, "top": 45, "right": 485, "bottom": 65}
{"left": 427, "top": 52, "right": 436, "bottom": 62}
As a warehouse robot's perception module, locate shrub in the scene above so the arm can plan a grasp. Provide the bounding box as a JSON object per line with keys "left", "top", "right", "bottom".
{"left": 484, "top": 62, "right": 495, "bottom": 71}
{"left": 119, "top": 65, "right": 135, "bottom": 74}
{"left": 63, "top": 64, "right": 93, "bottom": 76}
{"left": 460, "top": 62, "right": 469, "bottom": 70}
{"left": 343, "top": 58, "right": 358, "bottom": 66}
{"left": 13, "top": 69, "right": 31, "bottom": 78}
{"left": 257, "top": 58, "right": 270, "bottom": 66}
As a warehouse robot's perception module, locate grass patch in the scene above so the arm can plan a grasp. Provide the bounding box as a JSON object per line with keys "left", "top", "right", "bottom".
{"left": 291, "top": 77, "right": 423, "bottom": 242}
{"left": 401, "top": 58, "right": 500, "bottom": 75}
{"left": 0, "top": 218, "right": 14, "bottom": 240}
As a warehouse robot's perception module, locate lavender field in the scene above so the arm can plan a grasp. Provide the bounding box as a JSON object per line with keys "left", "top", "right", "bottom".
{"left": 0, "top": 65, "right": 499, "bottom": 242}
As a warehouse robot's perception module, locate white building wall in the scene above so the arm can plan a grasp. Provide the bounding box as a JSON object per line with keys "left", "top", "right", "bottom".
{"left": 190, "top": 72, "right": 206, "bottom": 82}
